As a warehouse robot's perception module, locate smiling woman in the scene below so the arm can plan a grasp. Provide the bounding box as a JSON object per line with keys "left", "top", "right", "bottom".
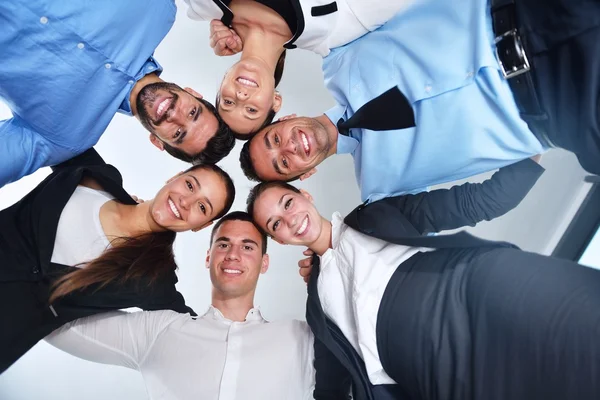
{"left": 0, "top": 148, "right": 235, "bottom": 374}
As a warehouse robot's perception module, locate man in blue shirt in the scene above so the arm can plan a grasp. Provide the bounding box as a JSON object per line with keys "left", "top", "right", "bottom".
{"left": 0, "top": 0, "right": 235, "bottom": 188}
{"left": 239, "top": 0, "right": 600, "bottom": 203}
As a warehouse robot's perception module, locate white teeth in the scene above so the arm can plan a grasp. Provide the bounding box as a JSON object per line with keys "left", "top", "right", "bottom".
{"left": 157, "top": 98, "right": 170, "bottom": 118}
{"left": 168, "top": 198, "right": 181, "bottom": 219}
{"left": 223, "top": 269, "right": 242, "bottom": 274}
{"left": 301, "top": 133, "right": 309, "bottom": 153}
{"left": 236, "top": 77, "right": 258, "bottom": 87}
{"left": 296, "top": 216, "right": 308, "bottom": 235}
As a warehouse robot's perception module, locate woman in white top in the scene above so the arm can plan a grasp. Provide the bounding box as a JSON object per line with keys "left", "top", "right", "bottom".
{"left": 246, "top": 180, "right": 600, "bottom": 400}
{"left": 183, "top": 0, "right": 409, "bottom": 137}
{"left": 0, "top": 148, "right": 235, "bottom": 374}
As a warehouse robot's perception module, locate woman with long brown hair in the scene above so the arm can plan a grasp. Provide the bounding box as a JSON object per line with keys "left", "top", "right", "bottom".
{"left": 183, "top": 0, "right": 408, "bottom": 138}
{"left": 0, "top": 148, "right": 235, "bottom": 374}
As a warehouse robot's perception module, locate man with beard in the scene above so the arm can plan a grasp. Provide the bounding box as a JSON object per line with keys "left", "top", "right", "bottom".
{"left": 239, "top": 0, "right": 599, "bottom": 203}
{"left": 0, "top": 0, "right": 234, "bottom": 189}
{"left": 44, "top": 212, "right": 331, "bottom": 399}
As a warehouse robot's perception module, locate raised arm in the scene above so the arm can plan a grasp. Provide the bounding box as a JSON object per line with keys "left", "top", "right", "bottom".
{"left": 45, "top": 310, "right": 180, "bottom": 369}
{"left": 374, "top": 158, "right": 545, "bottom": 234}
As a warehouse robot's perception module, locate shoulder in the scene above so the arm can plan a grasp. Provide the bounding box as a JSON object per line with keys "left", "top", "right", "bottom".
{"left": 183, "top": 0, "right": 224, "bottom": 21}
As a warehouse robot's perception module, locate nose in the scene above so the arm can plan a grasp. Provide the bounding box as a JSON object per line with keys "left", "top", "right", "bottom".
{"left": 236, "top": 90, "right": 248, "bottom": 100}
{"left": 284, "top": 214, "right": 298, "bottom": 229}
{"left": 166, "top": 104, "right": 184, "bottom": 124}
{"left": 284, "top": 139, "right": 297, "bottom": 155}
{"left": 225, "top": 245, "right": 241, "bottom": 261}
{"left": 179, "top": 194, "right": 193, "bottom": 210}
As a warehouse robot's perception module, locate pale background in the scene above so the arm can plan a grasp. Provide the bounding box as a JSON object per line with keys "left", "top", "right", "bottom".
{"left": 0, "top": 1, "right": 595, "bottom": 398}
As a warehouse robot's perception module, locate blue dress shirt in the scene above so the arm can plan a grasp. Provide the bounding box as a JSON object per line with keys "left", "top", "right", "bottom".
{"left": 323, "top": 0, "right": 547, "bottom": 203}
{"left": 0, "top": 0, "right": 176, "bottom": 187}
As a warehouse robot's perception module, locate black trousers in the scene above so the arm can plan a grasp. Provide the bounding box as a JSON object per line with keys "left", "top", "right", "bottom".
{"left": 377, "top": 247, "right": 600, "bottom": 400}
{"left": 514, "top": 0, "right": 600, "bottom": 174}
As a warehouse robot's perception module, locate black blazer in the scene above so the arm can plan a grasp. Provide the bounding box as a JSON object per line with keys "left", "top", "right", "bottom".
{"left": 0, "top": 148, "right": 193, "bottom": 373}
{"left": 308, "top": 158, "right": 543, "bottom": 399}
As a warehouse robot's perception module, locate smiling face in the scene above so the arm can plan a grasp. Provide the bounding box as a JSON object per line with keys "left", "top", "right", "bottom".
{"left": 206, "top": 219, "right": 269, "bottom": 299}
{"left": 248, "top": 116, "right": 332, "bottom": 181}
{"left": 136, "top": 82, "right": 219, "bottom": 155}
{"left": 150, "top": 168, "right": 229, "bottom": 232}
{"left": 252, "top": 186, "right": 323, "bottom": 247}
{"left": 218, "top": 59, "right": 282, "bottom": 136}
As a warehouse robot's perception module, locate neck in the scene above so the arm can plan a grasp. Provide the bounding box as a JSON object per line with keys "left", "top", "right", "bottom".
{"left": 106, "top": 200, "right": 166, "bottom": 238}
{"left": 211, "top": 289, "right": 256, "bottom": 322}
{"left": 129, "top": 73, "right": 163, "bottom": 116}
{"left": 240, "top": 30, "right": 287, "bottom": 74}
{"left": 315, "top": 114, "right": 340, "bottom": 156}
{"left": 309, "top": 217, "right": 333, "bottom": 256}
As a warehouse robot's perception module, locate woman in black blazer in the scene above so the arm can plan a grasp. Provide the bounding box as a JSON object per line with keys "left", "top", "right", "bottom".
{"left": 0, "top": 148, "right": 235, "bottom": 374}
{"left": 246, "top": 161, "right": 600, "bottom": 400}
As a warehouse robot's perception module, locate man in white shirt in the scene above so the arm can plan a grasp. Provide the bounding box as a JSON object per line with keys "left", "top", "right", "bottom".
{"left": 46, "top": 211, "right": 317, "bottom": 400}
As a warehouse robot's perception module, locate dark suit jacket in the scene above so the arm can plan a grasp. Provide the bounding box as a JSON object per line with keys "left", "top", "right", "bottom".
{"left": 0, "top": 149, "right": 193, "bottom": 373}
{"left": 308, "top": 158, "right": 543, "bottom": 399}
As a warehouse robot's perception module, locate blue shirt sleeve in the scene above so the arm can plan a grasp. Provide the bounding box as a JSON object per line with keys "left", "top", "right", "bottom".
{"left": 0, "top": 117, "right": 70, "bottom": 187}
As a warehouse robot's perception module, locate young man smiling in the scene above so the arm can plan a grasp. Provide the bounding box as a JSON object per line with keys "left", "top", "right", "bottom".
{"left": 239, "top": 0, "right": 600, "bottom": 203}
{"left": 45, "top": 212, "right": 323, "bottom": 400}
{"left": 0, "top": 0, "right": 234, "bottom": 188}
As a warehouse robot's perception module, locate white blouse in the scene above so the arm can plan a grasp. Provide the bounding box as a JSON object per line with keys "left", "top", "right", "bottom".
{"left": 50, "top": 185, "right": 113, "bottom": 267}
{"left": 183, "top": 0, "right": 413, "bottom": 57}
{"left": 318, "top": 212, "right": 432, "bottom": 385}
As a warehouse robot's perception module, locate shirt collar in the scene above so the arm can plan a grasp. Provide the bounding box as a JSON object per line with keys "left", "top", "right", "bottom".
{"left": 118, "top": 56, "right": 163, "bottom": 116}
{"left": 203, "top": 305, "right": 268, "bottom": 323}
{"left": 324, "top": 105, "right": 359, "bottom": 154}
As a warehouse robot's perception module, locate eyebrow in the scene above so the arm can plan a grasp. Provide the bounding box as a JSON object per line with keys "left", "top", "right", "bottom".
{"left": 272, "top": 159, "right": 284, "bottom": 175}
{"left": 265, "top": 194, "right": 286, "bottom": 230}
{"left": 215, "top": 237, "right": 259, "bottom": 247}
{"left": 190, "top": 174, "right": 214, "bottom": 215}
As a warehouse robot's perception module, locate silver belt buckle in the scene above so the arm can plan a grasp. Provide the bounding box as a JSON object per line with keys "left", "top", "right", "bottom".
{"left": 495, "top": 29, "right": 530, "bottom": 79}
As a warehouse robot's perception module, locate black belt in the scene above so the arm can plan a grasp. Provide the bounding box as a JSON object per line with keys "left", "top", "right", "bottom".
{"left": 490, "top": 0, "right": 555, "bottom": 147}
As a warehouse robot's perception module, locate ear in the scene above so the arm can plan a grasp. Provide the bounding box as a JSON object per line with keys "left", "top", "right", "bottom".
{"left": 192, "top": 220, "right": 214, "bottom": 233}
{"left": 272, "top": 92, "right": 283, "bottom": 113}
{"left": 184, "top": 87, "right": 203, "bottom": 99}
{"left": 260, "top": 253, "right": 270, "bottom": 274}
{"left": 149, "top": 134, "right": 165, "bottom": 151}
{"left": 299, "top": 168, "right": 317, "bottom": 181}
{"left": 205, "top": 249, "right": 211, "bottom": 269}
{"left": 299, "top": 189, "right": 314, "bottom": 203}
{"left": 277, "top": 113, "right": 297, "bottom": 122}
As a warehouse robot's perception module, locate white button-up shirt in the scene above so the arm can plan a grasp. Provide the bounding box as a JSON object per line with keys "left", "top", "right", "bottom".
{"left": 46, "top": 307, "right": 315, "bottom": 400}
{"left": 318, "top": 213, "right": 432, "bottom": 385}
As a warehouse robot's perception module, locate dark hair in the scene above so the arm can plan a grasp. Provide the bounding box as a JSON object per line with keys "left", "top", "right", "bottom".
{"left": 210, "top": 211, "right": 268, "bottom": 254}
{"left": 218, "top": 51, "right": 287, "bottom": 140}
{"left": 239, "top": 132, "right": 301, "bottom": 183}
{"left": 49, "top": 163, "right": 235, "bottom": 303}
{"left": 162, "top": 97, "right": 235, "bottom": 165}
{"left": 246, "top": 181, "right": 301, "bottom": 236}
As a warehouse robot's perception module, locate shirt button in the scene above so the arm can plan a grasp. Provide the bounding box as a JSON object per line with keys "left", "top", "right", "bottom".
{"left": 128, "top": 80, "right": 134, "bottom": 85}
{"left": 32, "top": 266, "right": 40, "bottom": 274}
{"left": 466, "top": 71, "right": 474, "bottom": 78}
{"left": 425, "top": 85, "right": 432, "bottom": 93}
{"left": 105, "top": 63, "right": 112, "bottom": 69}
{"left": 40, "top": 16, "right": 48, "bottom": 24}
{"left": 77, "top": 43, "right": 85, "bottom": 49}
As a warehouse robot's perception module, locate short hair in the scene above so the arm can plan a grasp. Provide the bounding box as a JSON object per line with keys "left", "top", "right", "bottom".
{"left": 162, "top": 97, "right": 235, "bottom": 165}
{"left": 210, "top": 211, "right": 268, "bottom": 254}
{"left": 183, "top": 163, "right": 236, "bottom": 221}
{"left": 239, "top": 134, "right": 301, "bottom": 183}
{"left": 245, "top": 181, "right": 301, "bottom": 237}
{"left": 215, "top": 93, "right": 277, "bottom": 141}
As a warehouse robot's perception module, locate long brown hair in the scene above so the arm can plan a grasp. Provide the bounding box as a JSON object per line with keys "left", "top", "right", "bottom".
{"left": 49, "top": 163, "right": 236, "bottom": 304}
{"left": 49, "top": 231, "right": 177, "bottom": 304}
